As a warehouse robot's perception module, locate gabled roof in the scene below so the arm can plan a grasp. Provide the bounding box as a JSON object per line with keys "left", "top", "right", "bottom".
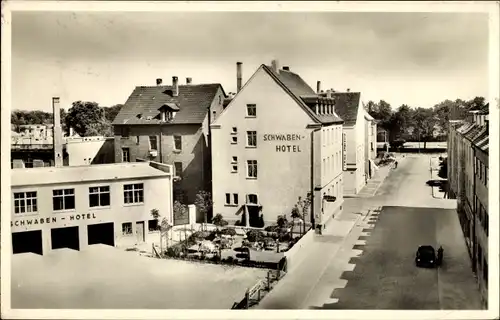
{"left": 113, "top": 84, "right": 223, "bottom": 126}
{"left": 262, "top": 65, "right": 343, "bottom": 125}
{"left": 330, "top": 92, "right": 361, "bottom": 126}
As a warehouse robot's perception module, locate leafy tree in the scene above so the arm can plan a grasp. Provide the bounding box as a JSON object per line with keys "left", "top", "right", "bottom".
{"left": 212, "top": 213, "right": 228, "bottom": 230}
{"left": 103, "top": 104, "right": 123, "bottom": 122}
{"left": 194, "top": 190, "right": 213, "bottom": 230}
{"left": 64, "top": 101, "right": 110, "bottom": 137}
{"left": 150, "top": 208, "right": 173, "bottom": 255}
{"left": 412, "top": 107, "right": 438, "bottom": 149}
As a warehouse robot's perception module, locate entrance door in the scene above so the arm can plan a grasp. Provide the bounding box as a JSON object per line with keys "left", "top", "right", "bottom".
{"left": 136, "top": 221, "right": 145, "bottom": 243}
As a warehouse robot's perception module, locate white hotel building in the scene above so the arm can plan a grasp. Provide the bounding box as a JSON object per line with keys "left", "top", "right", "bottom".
{"left": 211, "top": 60, "right": 345, "bottom": 231}
{"left": 10, "top": 161, "right": 173, "bottom": 255}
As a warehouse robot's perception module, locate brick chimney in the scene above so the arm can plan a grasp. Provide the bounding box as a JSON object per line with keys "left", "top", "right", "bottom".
{"left": 186, "top": 77, "right": 192, "bottom": 85}
{"left": 271, "top": 59, "right": 279, "bottom": 73}
{"left": 172, "top": 76, "right": 179, "bottom": 97}
{"left": 326, "top": 89, "right": 332, "bottom": 99}
{"left": 156, "top": 78, "right": 162, "bottom": 86}
{"left": 52, "top": 97, "right": 63, "bottom": 168}
{"left": 236, "top": 62, "right": 243, "bottom": 93}
{"left": 316, "top": 81, "right": 321, "bottom": 94}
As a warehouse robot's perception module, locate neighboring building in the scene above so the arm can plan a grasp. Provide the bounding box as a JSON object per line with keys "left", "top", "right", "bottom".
{"left": 65, "top": 136, "right": 115, "bottom": 166}
{"left": 112, "top": 76, "right": 226, "bottom": 212}
{"left": 472, "top": 111, "right": 489, "bottom": 308}
{"left": 364, "top": 113, "right": 377, "bottom": 180}
{"left": 11, "top": 98, "right": 64, "bottom": 169}
{"left": 447, "top": 104, "right": 489, "bottom": 308}
{"left": 331, "top": 91, "right": 369, "bottom": 195}
{"left": 211, "top": 60, "right": 344, "bottom": 230}
{"left": 10, "top": 161, "right": 173, "bottom": 255}
{"left": 12, "top": 99, "right": 115, "bottom": 168}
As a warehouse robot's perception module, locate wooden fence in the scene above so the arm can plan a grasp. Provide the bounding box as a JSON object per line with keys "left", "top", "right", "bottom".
{"left": 231, "top": 260, "right": 287, "bottom": 309}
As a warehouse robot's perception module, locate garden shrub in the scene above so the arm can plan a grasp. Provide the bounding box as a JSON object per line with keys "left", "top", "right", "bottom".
{"left": 220, "top": 228, "right": 237, "bottom": 236}
{"left": 247, "top": 230, "right": 265, "bottom": 242}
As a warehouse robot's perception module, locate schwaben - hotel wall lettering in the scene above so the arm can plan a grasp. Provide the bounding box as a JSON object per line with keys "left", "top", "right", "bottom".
{"left": 263, "top": 133, "right": 306, "bottom": 152}
{"left": 11, "top": 213, "right": 98, "bottom": 227}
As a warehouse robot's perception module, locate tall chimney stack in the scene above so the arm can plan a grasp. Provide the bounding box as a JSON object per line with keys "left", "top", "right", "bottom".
{"left": 236, "top": 62, "right": 243, "bottom": 93}
{"left": 271, "top": 59, "right": 279, "bottom": 73}
{"left": 316, "top": 81, "right": 321, "bottom": 94}
{"left": 186, "top": 77, "right": 192, "bottom": 85}
{"left": 156, "top": 78, "right": 163, "bottom": 86}
{"left": 52, "top": 97, "right": 63, "bottom": 168}
{"left": 172, "top": 76, "right": 179, "bottom": 97}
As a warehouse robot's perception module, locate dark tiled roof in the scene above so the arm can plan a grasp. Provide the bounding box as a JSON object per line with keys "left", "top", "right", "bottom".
{"left": 113, "top": 84, "right": 222, "bottom": 125}
{"left": 464, "top": 125, "right": 482, "bottom": 140}
{"left": 262, "top": 65, "right": 343, "bottom": 125}
{"left": 331, "top": 92, "right": 361, "bottom": 126}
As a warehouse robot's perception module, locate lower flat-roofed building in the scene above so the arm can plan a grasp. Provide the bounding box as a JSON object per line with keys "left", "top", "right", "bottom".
{"left": 10, "top": 161, "right": 173, "bottom": 255}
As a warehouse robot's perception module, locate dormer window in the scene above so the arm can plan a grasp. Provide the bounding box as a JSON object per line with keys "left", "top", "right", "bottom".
{"left": 159, "top": 104, "right": 179, "bottom": 122}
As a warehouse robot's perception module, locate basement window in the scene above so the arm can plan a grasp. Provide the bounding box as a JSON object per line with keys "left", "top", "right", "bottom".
{"left": 122, "top": 222, "right": 133, "bottom": 236}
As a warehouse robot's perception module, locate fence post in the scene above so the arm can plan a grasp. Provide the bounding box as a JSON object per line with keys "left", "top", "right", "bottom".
{"left": 245, "top": 289, "right": 250, "bottom": 309}
{"left": 267, "top": 271, "right": 271, "bottom": 290}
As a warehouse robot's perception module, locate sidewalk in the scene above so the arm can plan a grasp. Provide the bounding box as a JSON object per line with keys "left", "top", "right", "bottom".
{"left": 256, "top": 200, "right": 382, "bottom": 309}
{"left": 348, "top": 155, "right": 404, "bottom": 198}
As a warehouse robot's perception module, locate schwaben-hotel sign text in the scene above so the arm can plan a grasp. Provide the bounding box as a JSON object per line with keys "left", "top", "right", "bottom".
{"left": 11, "top": 213, "right": 98, "bottom": 227}
{"left": 263, "top": 133, "right": 306, "bottom": 153}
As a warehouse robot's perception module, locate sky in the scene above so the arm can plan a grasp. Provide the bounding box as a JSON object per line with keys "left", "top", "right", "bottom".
{"left": 11, "top": 11, "right": 489, "bottom": 112}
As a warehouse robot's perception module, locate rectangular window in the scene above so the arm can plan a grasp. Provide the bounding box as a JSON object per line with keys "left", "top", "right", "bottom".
{"left": 246, "top": 104, "right": 256, "bottom": 117}
{"left": 232, "top": 127, "right": 238, "bottom": 134}
{"left": 233, "top": 193, "right": 239, "bottom": 205}
{"left": 148, "top": 219, "right": 158, "bottom": 232}
{"left": 174, "top": 162, "right": 183, "bottom": 177}
{"left": 231, "top": 136, "right": 238, "bottom": 144}
{"left": 247, "top": 194, "right": 258, "bottom": 204}
{"left": 225, "top": 193, "right": 231, "bottom": 205}
{"left": 53, "top": 188, "right": 75, "bottom": 211}
{"left": 232, "top": 165, "right": 238, "bottom": 173}
{"left": 247, "top": 160, "right": 258, "bottom": 178}
{"left": 174, "top": 136, "right": 182, "bottom": 151}
{"left": 232, "top": 156, "right": 238, "bottom": 163}
{"left": 136, "top": 136, "right": 140, "bottom": 145}
{"left": 121, "top": 127, "right": 130, "bottom": 138}
{"left": 122, "top": 222, "right": 133, "bottom": 235}
{"left": 247, "top": 131, "right": 257, "bottom": 147}
{"left": 122, "top": 148, "right": 130, "bottom": 162}
{"left": 13, "top": 191, "right": 38, "bottom": 214}
{"left": 89, "top": 186, "right": 110, "bottom": 208}
{"left": 149, "top": 136, "right": 158, "bottom": 150}
{"left": 124, "top": 183, "right": 144, "bottom": 204}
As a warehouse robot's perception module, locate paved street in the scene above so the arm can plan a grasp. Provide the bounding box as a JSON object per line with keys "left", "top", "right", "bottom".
{"left": 258, "top": 154, "right": 482, "bottom": 310}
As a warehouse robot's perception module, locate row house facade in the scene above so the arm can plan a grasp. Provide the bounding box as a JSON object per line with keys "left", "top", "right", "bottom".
{"left": 447, "top": 105, "right": 489, "bottom": 308}
{"left": 112, "top": 77, "right": 226, "bottom": 222}
{"left": 331, "top": 91, "right": 375, "bottom": 195}
{"left": 211, "top": 61, "right": 344, "bottom": 231}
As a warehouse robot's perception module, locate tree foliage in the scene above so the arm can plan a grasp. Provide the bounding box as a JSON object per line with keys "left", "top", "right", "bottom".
{"left": 194, "top": 190, "right": 213, "bottom": 228}
{"left": 365, "top": 96, "right": 487, "bottom": 148}
{"left": 212, "top": 213, "right": 228, "bottom": 228}
{"left": 11, "top": 103, "right": 123, "bottom": 137}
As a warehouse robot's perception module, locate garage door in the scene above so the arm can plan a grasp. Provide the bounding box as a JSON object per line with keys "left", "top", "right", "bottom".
{"left": 87, "top": 223, "right": 115, "bottom": 247}
{"left": 12, "top": 230, "right": 43, "bottom": 255}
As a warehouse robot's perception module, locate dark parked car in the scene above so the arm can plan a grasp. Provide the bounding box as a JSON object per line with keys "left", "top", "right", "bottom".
{"left": 415, "top": 245, "right": 436, "bottom": 268}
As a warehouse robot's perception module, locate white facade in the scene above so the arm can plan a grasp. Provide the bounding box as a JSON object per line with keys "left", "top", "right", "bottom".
{"left": 343, "top": 105, "right": 367, "bottom": 195}
{"left": 10, "top": 162, "right": 173, "bottom": 255}
{"left": 211, "top": 63, "right": 344, "bottom": 230}
{"left": 65, "top": 136, "right": 115, "bottom": 166}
